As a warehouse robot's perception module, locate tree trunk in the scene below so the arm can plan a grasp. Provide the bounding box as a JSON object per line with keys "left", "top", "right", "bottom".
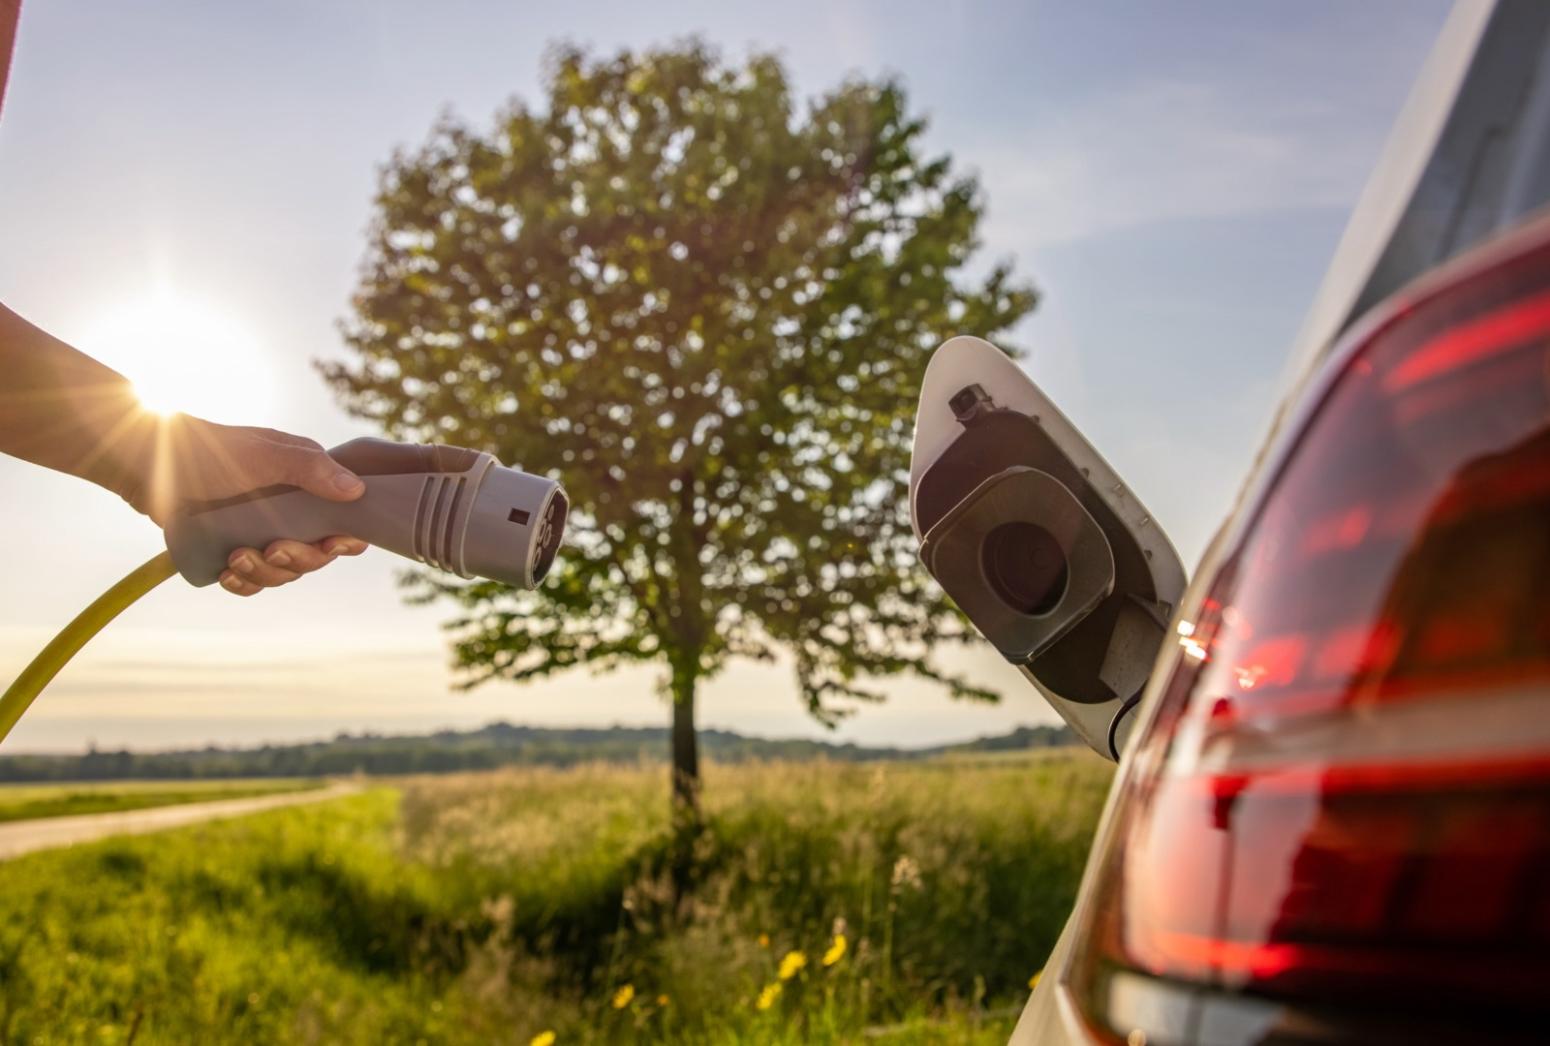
{"left": 669, "top": 661, "right": 701, "bottom": 819}
{"left": 666, "top": 474, "right": 707, "bottom": 902}
{"left": 668, "top": 660, "right": 701, "bottom": 906}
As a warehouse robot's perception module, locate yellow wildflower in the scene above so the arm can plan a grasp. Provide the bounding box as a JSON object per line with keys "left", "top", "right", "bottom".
{"left": 756, "top": 982, "right": 781, "bottom": 1011}
{"left": 822, "top": 934, "right": 847, "bottom": 967}
{"left": 529, "top": 1033, "right": 556, "bottom": 1046}
{"left": 656, "top": 994, "right": 670, "bottom": 1008}
{"left": 1028, "top": 971, "right": 1042, "bottom": 990}
{"left": 758, "top": 933, "right": 770, "bottom": 948}
{"left": 612, "top": 984, "right": 635, "bottom": 1010}
{"left": 777, "top": 950, "right": 807, "bottom": 981}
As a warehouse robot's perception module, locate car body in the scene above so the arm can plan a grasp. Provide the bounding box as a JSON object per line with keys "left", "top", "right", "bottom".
{"left": 908, "top": 1, "right": 1550, "bottom": 1042}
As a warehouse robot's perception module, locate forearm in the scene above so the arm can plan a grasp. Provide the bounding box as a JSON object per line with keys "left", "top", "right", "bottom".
{"left": 0, "top": 302, "right": 158, "bottom": 502}
{"left": 1, "top": 302, "right": 371, "bottom": 595}
{"left": 0, "top": 1, "right": 20, "bottom": 121}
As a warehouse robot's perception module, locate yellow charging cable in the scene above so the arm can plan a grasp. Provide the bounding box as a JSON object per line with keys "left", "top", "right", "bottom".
{"left": 0, "top": 550, "right": 175, "bottom": 745}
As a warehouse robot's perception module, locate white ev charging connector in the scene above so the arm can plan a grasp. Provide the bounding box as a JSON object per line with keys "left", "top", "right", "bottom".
{"left": 167, "top": 437, "right": 567, "bottom": 590}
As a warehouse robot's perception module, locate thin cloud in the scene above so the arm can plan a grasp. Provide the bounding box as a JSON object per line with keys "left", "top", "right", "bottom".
{"left": 967, "top": 78, "right": 1381, "bottom": 249}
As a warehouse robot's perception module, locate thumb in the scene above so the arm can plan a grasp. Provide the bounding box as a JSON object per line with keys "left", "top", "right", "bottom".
{"left": 281, "top": 444, "right": 366, "bottom": 502}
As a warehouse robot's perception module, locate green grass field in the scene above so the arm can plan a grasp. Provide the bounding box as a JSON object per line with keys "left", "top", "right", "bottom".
{"left": 0, "top": 754, "right": 1112, "bottom": 1044}
{"left": 0, "top": 778, "right": 324, "bottom": 824}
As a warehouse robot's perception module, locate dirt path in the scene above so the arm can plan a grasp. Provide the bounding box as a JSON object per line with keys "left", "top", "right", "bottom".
{"left": 0, "top": 780, "right": 363, "bottom": 860}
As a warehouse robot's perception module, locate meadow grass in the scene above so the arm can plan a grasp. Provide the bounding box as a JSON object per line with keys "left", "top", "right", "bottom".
{"left": 0, "top": 753, "right": 1112, "bottom": 1044}
{"left": 0, "top": 778, "right": 324, "bottom": 824}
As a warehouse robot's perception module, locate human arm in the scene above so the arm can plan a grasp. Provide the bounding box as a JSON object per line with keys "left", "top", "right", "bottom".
{"left": 0, "top": 302, "right": 368, "bottom": 594}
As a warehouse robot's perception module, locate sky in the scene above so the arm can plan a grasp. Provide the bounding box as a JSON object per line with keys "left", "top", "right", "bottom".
{"left": 0, "top": 0, "right": 1452, "bottom": 753}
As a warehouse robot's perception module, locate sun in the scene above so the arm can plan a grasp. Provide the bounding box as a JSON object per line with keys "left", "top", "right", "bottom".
{"left": 80, "top": 291, "right": 277, "bottom": 422}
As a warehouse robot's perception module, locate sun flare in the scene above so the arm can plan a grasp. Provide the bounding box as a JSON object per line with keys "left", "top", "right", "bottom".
{"left": 80, "top": 292, "right": 277, "bottom": 423}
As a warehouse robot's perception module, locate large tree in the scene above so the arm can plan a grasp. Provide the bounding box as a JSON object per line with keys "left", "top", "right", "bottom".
{"left": 325, "top": 42, "right": 1036, "bottom": 815}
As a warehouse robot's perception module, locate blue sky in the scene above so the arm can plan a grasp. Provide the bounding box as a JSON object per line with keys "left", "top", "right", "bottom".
{"left": 0, "top": 0, "right": 1451, "bottom": 751}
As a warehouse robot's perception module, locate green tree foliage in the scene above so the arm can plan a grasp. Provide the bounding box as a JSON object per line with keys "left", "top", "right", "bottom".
{"left": 324, "top": 41, "right": 1037, "bottom": 813}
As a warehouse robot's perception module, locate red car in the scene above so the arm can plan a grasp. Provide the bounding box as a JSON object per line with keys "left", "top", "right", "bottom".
{"left": 910, "top": 3, "right": 1550, "bottom": 1042}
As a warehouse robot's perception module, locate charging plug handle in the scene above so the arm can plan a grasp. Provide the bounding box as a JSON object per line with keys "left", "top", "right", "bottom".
{"left": 164, "top": 437, "right": 566, "bottom": 590}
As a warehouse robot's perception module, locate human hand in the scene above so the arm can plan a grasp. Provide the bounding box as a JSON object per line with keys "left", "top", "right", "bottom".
{"left": 120, "top": 414, "right": 370, "bottom": 596}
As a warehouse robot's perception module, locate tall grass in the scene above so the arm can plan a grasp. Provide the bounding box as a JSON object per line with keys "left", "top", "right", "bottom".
{"left": 0, "top": 753, "right": 1112, "bottom": 1044}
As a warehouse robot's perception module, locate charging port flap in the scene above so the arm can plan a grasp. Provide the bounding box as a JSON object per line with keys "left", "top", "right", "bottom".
{"left": 909, "top": 337, "right": 1187, "bottom": 759}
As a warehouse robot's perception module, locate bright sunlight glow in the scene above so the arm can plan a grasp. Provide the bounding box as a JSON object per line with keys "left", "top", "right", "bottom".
{"left": 80, "top": 291, "right": 277, "bottom": 422}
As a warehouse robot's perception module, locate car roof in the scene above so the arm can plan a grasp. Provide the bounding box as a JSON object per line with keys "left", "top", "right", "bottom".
{"left": 1291, "top": 0, "right": 1550, "bottom": 376}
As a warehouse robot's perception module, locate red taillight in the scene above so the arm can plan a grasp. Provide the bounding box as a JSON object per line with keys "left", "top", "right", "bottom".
{"left": 1070, "top": 219, "right": 1550, "bottom": 1044}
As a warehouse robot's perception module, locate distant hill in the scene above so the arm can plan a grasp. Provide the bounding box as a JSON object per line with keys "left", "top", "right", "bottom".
{"left": 0, "top": 722, "right": 1076, "bottom": 782}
